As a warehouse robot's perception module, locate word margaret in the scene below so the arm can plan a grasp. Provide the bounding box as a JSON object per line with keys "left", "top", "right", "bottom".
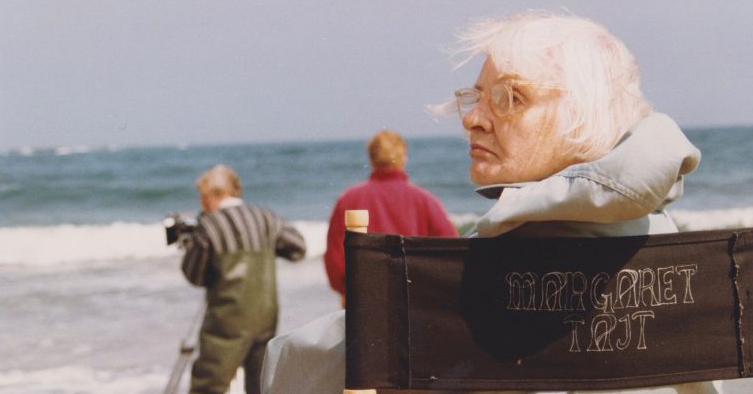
{"left": 505, "top": 264, "right": 697, "bottom": 352}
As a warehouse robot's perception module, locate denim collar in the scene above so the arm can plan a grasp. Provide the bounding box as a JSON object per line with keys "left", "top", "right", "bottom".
{"left": 475, "top": 182, "right": 536, "bottom": 199}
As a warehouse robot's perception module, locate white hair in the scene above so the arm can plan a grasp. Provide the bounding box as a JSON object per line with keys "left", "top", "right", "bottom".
{"left": 456, "top": 12, "right": 653, "bottom": 161}
{"left": 196, "top": 164, "right": 242, "bottom": 197}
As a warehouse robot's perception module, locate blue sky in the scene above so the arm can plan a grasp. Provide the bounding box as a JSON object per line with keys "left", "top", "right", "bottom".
{"left": 1, "top": 0, "right": 751, "bottom": 150}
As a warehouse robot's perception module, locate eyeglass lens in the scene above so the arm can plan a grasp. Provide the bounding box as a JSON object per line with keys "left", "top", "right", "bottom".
{"left": 456, "top": 84, "right": 513, "bottom": 118}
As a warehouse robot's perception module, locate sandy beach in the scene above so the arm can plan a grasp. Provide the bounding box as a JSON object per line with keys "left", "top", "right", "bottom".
{"left": 0, "top": 251, "right": 339, "bottom": 393}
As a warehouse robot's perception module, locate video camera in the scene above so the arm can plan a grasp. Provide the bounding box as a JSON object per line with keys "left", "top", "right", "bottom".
{"left": 163, "top": 213, "right": 196, "bottom": 246}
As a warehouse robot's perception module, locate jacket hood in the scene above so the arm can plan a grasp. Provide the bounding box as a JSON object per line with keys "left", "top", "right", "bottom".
{"left": 475, "top": 113, "right": 701, "bottom": 237}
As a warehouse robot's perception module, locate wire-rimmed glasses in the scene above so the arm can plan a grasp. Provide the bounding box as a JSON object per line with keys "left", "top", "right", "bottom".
{"left": 454, "top": 82, "right": 565, "bottom": 119}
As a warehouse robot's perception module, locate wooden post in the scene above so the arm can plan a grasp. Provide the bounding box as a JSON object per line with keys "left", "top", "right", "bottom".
{"left": 343, "top": 210, "right": 376, "bottom": 394}
{"left": 342, "top": 210, "right": 368, "bottom": 312}
{"left": 345, "top": 209, "right": 369, "bottom": 233}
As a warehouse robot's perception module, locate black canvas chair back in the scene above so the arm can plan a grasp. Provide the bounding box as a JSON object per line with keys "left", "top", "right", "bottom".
{"left": 345, "top": 228, "right": 753, "bottom": 392}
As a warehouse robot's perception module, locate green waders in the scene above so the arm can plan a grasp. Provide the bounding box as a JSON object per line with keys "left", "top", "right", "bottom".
{"left": 190, "top": 249, "right": 278, "bottom": 394}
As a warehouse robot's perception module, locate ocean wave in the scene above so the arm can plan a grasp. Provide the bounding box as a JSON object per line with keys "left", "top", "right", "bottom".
{"left": 1, "top": 209, "right": 750, "bottom": 267}
{"left": 4, "top": 144, "right": 124, "bottom": 158}
{"left": 0, "top": 221, "right": 328, "bottom": 267}
{"left": 0, "top": 222, "right": 176, "bottom": 266}
{"left": 670, "top": 208, "right": 753, "bottom": 231}
{"left": 55, "top": 146, "right": 91, "bottom": 156}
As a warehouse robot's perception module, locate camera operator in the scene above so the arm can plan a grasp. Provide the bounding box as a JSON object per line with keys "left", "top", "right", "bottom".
{"left": 180, "top": 164, "right": 306, "bottom": 394}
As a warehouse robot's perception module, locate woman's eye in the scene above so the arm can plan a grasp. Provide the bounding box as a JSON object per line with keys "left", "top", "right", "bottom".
{"left": 512, "top": 92, "right": 524, "bottom": 105}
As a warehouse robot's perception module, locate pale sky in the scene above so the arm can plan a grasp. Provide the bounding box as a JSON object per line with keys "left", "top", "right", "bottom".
{"left": 1, "top": 0, "right": 751, "bottom": 150}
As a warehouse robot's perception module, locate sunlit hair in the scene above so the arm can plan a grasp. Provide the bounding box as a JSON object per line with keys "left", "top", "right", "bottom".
{"left": 368, "top": 130, "right": 407, "bottom": 170}
{"left": 196, "top": 164, "right": 242, "bottom": 198}
{"left": 456, "top": 12, "right": 653, "bottom": 161}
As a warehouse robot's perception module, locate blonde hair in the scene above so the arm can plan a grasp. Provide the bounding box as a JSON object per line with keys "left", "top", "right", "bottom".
{"left": 367, "top": 130, "right": 407, "bottom": 170}
{"left": 195, "top": 164, "right": 242, "bottom": 197}
{"left": 456, "top": 12, "right": 653, "bottom": 161}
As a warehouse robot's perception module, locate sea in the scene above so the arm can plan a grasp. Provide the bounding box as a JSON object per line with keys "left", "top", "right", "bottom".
{"left": 2, "top": 128, "right": 753, "bottom": 393}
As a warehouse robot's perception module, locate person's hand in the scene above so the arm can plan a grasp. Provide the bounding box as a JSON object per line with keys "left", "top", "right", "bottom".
{"left": 177, "top": 233, "right": 193, "bottom": 250}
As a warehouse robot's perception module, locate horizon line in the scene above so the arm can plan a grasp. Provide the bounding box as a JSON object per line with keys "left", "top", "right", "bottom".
{"left": 2, "top": 123, "right": 752, "bottom": 153}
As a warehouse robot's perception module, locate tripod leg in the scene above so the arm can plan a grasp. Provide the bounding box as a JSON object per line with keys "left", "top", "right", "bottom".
{"left": 163, "top": 302, "right": 206, "bottom": 394}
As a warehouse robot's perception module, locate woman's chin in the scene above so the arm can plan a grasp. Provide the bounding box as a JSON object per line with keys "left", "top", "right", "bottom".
{"left": 470, "top": 167, "right": 503, "bottom": 186}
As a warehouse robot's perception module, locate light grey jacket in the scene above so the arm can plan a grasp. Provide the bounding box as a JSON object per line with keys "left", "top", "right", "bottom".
{"left": 261, "top": 114, "right": 749, "bottom": 394}
{"left": 472, "top": 113, "right": 700, "bottom": 239}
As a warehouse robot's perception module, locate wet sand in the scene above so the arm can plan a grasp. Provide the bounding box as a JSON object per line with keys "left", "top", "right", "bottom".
{"left": 0, "top": 255, "right": 339, "bottom": 393}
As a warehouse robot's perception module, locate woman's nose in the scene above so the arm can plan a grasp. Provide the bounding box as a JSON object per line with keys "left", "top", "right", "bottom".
{"left": 462, "top": 106, "right": 492, "bottom": 134}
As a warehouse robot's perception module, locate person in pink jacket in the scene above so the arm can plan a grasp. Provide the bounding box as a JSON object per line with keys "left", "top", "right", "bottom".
{"left": 324, "top": 130, "right": 458, "bottom": 300}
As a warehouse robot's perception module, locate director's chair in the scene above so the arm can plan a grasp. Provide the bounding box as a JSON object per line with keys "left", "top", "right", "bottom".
{"left": 342, "top": 211, "right": 753, "bottom": 393}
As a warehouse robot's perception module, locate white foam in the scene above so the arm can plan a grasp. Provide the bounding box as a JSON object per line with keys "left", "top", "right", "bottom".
{"left": 0, "top": 366, "right": 249, "bottom": 394}
{"left": 449, "top": 212, "right": 480, "bottom": 226}
{"left": 18, "top": 146, "right": 34, "bottom": 156}
{"left": 0, "top": 222, "right": 176, "bottom": 266}
{"left": 53, "top": 145, "right": 91, "bottom": 156}
{"left": 671, "top": 207, "right": 753, "bottom": 231}
{"left": 0, "top": 366, "right": 164, "bottom": 394}
{"left": 290, "top": 220, "right": 328, "bottom": 260}
{"left": 0, "top": 220, "right": 329, "bottom": 267}
{"left": 2, "top": 208, "right": 749, "bottom": 267}
{"left": 0, "top": 182, "right": 20, "bottom": 194}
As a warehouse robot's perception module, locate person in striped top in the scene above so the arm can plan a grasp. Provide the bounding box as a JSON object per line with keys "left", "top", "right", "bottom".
{"left": 181, "top": 164, "right": 306, "bottom": 394}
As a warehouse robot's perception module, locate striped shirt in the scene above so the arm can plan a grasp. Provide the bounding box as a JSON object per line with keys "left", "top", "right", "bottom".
{"left": 181, "top": 203, "right": 306, "bottom": 286}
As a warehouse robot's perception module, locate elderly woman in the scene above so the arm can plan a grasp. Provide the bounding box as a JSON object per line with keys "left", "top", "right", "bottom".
{"left": 261, "top": 13, "right": 720, "bottom": 394}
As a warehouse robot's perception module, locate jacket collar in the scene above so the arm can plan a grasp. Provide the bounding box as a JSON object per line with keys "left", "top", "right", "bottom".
{"left": 475, "top": 182, "right": 535, "bottom": 199}
{"left": 219, "top": 196, "right": 244, "bottom": 209}
{"left": 370, "top": 168, "right": 408, "bottom": 181}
